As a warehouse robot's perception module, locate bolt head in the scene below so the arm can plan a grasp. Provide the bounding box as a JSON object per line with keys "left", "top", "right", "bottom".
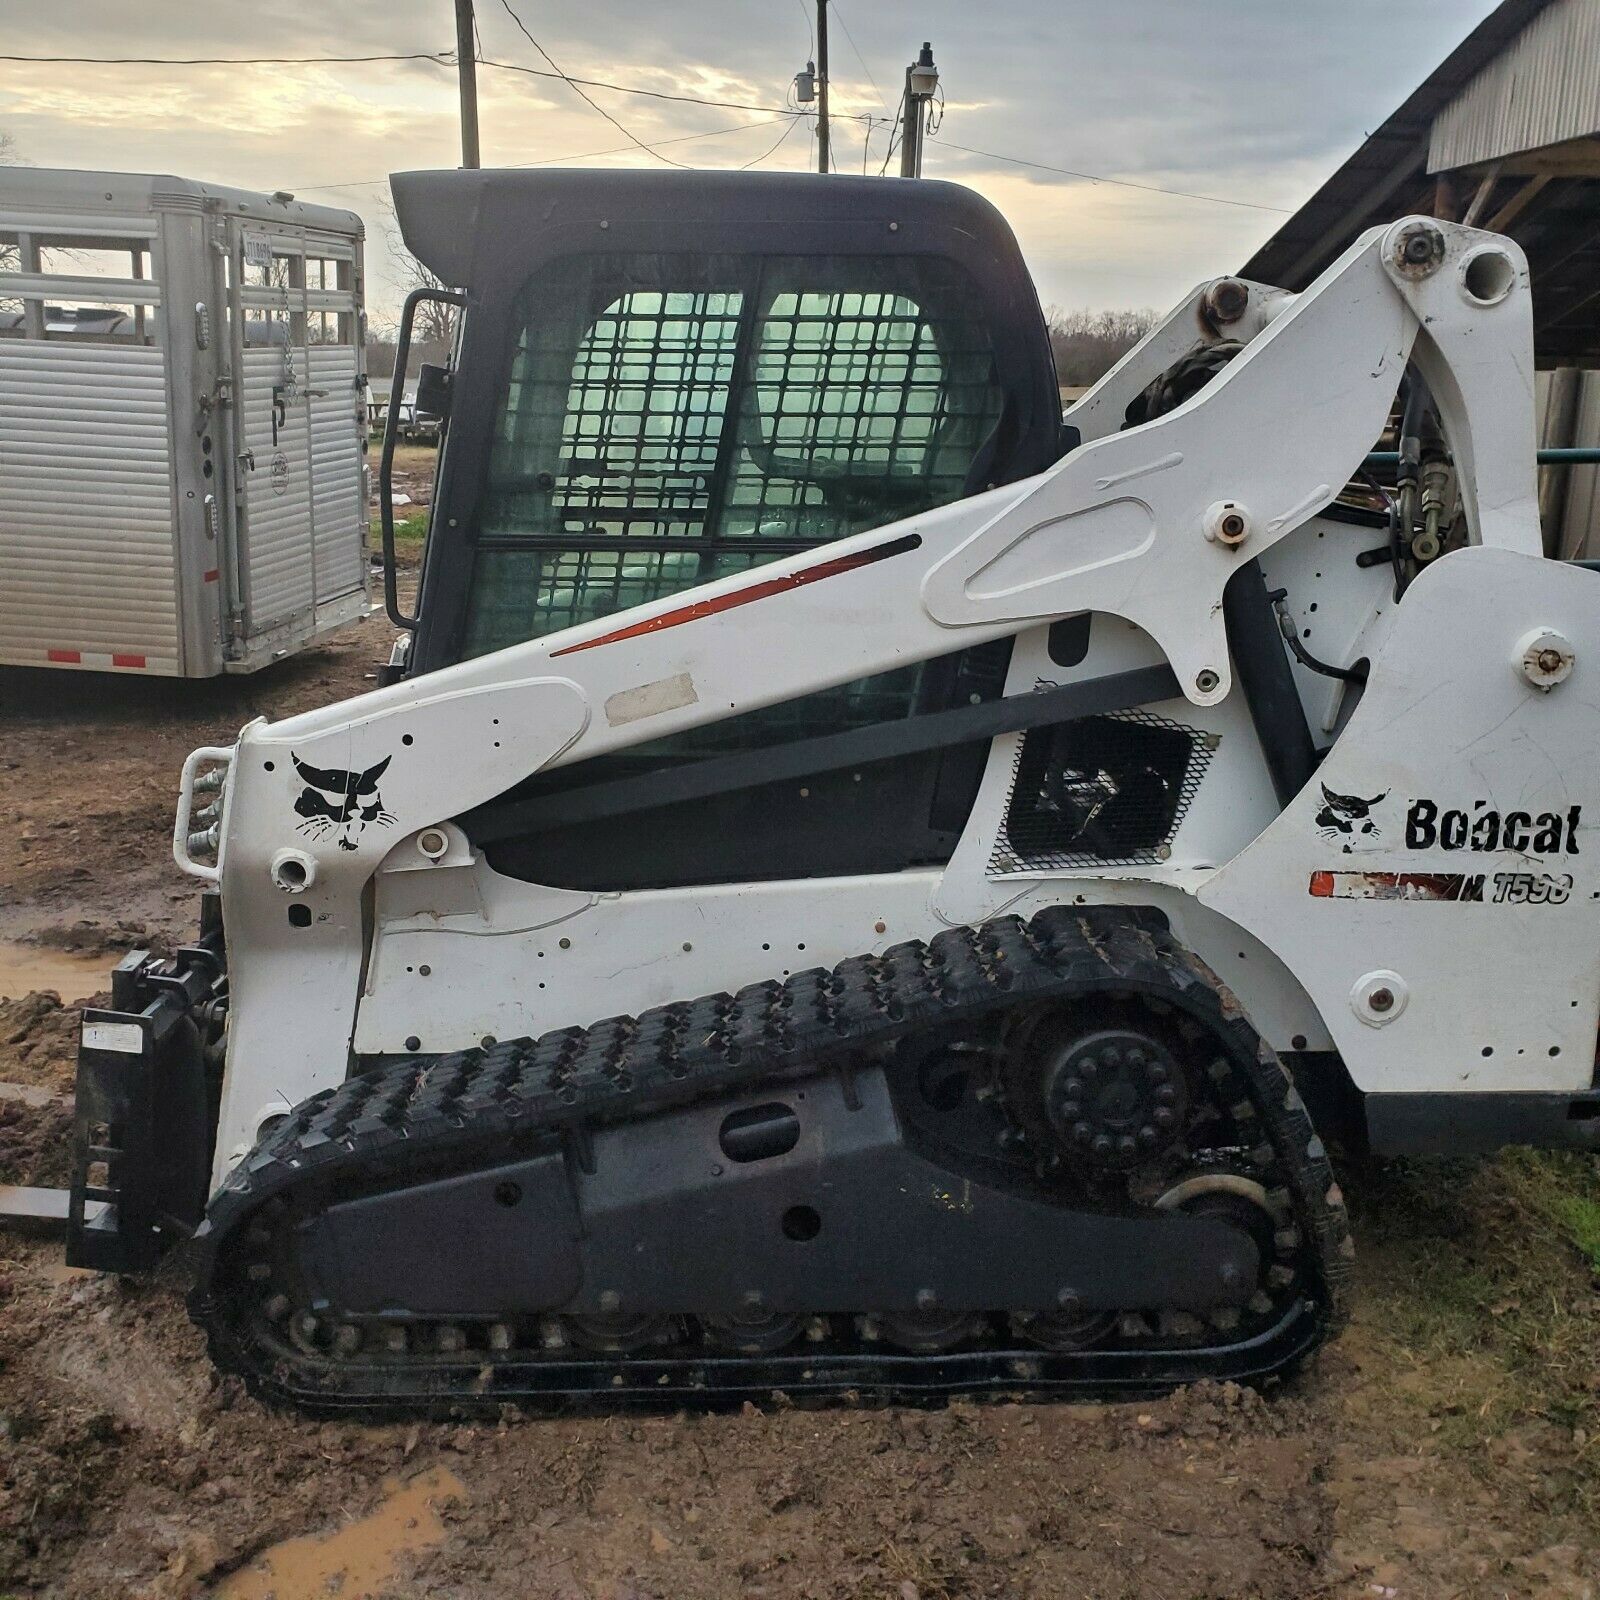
{"left": 1517, "top": 628, "right": 1574, "bottom": 691}
{"left": 1368, "top": 986, "right": 1395, "bottom": 1014}
{"left": 1393, "top": 221, "right": 1446, "bottom": 278}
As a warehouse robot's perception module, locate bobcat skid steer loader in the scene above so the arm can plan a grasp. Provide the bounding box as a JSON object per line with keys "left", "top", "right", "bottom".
{"left": 62, "top": 171, "right": 1600, "bottom": 1414}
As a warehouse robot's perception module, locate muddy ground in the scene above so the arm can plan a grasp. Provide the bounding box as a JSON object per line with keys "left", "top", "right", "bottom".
{"left": 3, "top": 528, "right": 1600, "bottom": 1596}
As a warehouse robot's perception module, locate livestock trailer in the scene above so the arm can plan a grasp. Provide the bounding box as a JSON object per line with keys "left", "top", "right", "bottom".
{"left": 0, "top": 169, "right": 371, "bottom": 676}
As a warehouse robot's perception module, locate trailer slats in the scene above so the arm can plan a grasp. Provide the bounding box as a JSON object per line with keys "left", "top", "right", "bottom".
{"left": 0, "top": 341, "right": 181, "bottom": 665}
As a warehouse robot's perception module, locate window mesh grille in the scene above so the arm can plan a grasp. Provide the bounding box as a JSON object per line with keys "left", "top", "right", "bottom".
{"left": 466, "top": 252, "right": 1001, "bottom": 659}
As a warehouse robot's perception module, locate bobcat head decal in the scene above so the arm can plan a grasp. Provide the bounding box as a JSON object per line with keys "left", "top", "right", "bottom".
{"left": 1315, "top": 783, "right": 1388, "bottom": 853}
{"left": 291, "top": 753, "right": 395, "bottom": 852}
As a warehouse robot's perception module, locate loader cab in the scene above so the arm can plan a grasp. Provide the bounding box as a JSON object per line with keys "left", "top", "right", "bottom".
{"left": 390, "top": 170, "right": 1063, "bottom": 888}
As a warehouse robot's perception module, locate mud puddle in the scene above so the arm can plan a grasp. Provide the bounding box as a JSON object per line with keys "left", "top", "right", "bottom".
{"left": 215, "top": 1466, "right": 466, "bottom": 1599}
{"left": 0, "top": 938, "right": 110, "bottom": 1003}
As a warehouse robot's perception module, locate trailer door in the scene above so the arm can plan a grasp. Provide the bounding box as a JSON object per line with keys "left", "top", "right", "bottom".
{"left": 229, "top": 225, "right": 365, "bottom": 649}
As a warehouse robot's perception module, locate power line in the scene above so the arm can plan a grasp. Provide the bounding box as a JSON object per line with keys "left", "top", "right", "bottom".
{"left": 0, "top": 44, "right": 879, "bottom": 125}
{"left": 475, "top": 54, "right": 874, "bottom": 123}
{"left": 494, "top": 0, "right": 685, "bottom": 167}
{"left": 929, "top": 138, "right": 1295, "bottom": 214}
{"left": 293, "top": 116, "right": 791, "bottom": 194}
{"left": 829, "top": 2, "right": 889, "bottom": 114}
{"left": 794, "top": 0, "right": 814, "bottom": 61}
{"left": 0, "top": 50, "right": 451, "bottom": 65}
{"left": 877, "top": 111, "right": 904, "bottom": 177}
{"left": 739, "top": 114, "right": 805, "bottom": 170}
{"left": 5, "top": 43, "right": 1291, "bottom": 214}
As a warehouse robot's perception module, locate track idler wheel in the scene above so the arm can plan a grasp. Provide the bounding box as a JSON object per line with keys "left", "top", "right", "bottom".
{"left": 566, "top": 1313, "right": 677, "bottom": 1353}
{"left": 863, "top": 1310, "right": 987, "bottom": 1352}
{"left": 1010, "top": 1305, "right": 1117, "bottom": 1353}
{"left": 1155, "top": 1168, "right": 1298, "bottom": 1328}
{"left": 702, "top": 1309, "right": 807, "bottom": 1354}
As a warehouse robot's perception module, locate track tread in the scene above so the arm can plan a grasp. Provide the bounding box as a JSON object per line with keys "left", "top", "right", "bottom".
{"left": 191, "top": 907, "right": 1351, "bottom": 1410}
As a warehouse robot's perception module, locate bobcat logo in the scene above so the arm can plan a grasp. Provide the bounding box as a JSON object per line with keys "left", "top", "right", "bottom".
{"left": 291, "top": 753, "right": 395, "bottom": 852}
{"left": 1315, "top": 783, "right": 1388, "bottom": 853}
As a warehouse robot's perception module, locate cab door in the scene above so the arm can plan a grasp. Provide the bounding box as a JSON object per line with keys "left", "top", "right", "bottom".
{"left": 396, "top": 172, "right": 1063, "bottom": 888}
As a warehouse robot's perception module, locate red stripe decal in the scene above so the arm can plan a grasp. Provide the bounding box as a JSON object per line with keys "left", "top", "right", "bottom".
{"left": 550, "top": 533, "right": 923, "bottom": 658}
{"left": 112, "top": 653, "right": 146, "bottom": 669}
{"left": 1309, "top": 869, "right": 1483, "bottom": 902}
{"left": 47, "top": 649, "right": 81, "bottom": 664}
{"left": 203, "top": 568, "right": 220, "bottom": 583}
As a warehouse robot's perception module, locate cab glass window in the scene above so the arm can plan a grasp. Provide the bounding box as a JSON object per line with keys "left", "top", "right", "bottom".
{"left": 464, "top": 251, "right": 1002, "bottom": 659}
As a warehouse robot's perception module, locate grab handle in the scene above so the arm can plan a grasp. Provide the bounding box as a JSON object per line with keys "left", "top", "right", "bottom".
{"left": 381, "top": 285, "right": 466, "bottom": 630}
{"left": 173, "top": 746, "right": 234, "bottom": 882}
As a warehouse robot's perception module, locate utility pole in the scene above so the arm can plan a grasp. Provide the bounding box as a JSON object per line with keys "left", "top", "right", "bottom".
{"left": 898, "top": 41, "right": 938, "bottom": 179}
{"left": 815, "top": 0, "right": 830, "bottom": 174}
{"left": 454, "top": 0, "right": 481, "bottom": 168}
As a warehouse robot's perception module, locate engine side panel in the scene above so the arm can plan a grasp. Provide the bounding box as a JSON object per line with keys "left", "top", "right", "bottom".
{"left": 1203, "top": 545, "right": 1600, "bottom": 1095}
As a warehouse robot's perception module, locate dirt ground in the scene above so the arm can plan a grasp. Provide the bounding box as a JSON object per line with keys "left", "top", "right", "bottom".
{"left": 2, "top": 525, "right": 1600, "bottom": 1597}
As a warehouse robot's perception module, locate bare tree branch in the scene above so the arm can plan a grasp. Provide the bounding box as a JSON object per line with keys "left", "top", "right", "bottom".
{"left": 0, "top": 131, "right": 19, "bottom": 273}
{"left": 1046, "top": 306, "right": 1158, "bottom": 387}
{"left": 377, "top": 189, "right": 458, "bottom": 346}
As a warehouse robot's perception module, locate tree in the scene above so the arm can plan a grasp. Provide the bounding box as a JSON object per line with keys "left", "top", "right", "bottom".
{"left": 1, "top": 131, "right": 17, "bottom": 272}
{"left": 377, "top": 190, "right": 458, "bottom": 347}
{"left": 1045, "top": 306, "right": 1158, "bottom": 388}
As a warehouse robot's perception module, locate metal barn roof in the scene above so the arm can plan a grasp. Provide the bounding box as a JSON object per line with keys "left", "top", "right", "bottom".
{"left": 1242, "top": 0, "right": 1600, "bottom": 365}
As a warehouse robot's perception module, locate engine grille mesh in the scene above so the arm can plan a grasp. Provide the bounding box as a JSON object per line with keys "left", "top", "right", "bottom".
{"left": 990, "top": 704, "right": 1214, "bottom": 874}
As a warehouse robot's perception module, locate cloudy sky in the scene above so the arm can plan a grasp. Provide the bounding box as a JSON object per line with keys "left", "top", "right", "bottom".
{"left": 3, "top": 0, "right": 1497, "bottom": 315}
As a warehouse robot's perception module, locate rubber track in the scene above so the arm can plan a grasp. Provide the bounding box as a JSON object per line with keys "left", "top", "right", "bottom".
{"left": 190, "top": 907, "right": 1353, "bottom": 1412}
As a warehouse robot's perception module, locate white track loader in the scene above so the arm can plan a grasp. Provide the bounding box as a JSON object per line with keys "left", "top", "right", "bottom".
{"left": 57, "top": 171, "right": 1600, "bottom": 1412}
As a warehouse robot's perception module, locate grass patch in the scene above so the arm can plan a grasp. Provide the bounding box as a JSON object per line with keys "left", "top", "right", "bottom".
{"left": 1548, "top": 1184, "right": 1600, "bottom": 1274}
{"left": 1349, "top": 1148, "right": 1600, "bottom": 1517}
{"left": 370, "top": 512, "right": 429, "bottom": 552}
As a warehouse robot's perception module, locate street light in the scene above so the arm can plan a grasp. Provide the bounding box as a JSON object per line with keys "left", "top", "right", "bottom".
{"left": 900, "top": 42, "right": 938, "bottom": 178}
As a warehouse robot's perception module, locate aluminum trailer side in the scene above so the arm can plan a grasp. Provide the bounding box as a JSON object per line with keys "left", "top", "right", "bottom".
{"left": 0, "top": 168, "right": 371, "bottom": 677}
